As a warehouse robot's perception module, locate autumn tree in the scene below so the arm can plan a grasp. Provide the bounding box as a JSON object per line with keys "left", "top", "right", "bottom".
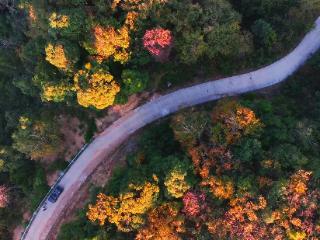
{"left": 48, "top": 8, "right": 86, "bottom": 39}
{"left": 45, "top": 41, "right": 79, "bottom": 70}
{"left": 188, "top": 145, "right": 234, "bottom": 178}
{"left": 143, "top": 28, "right": 173, "bottom": 61}
{"left": 49, "top": 12, "right": 69, "bottom": 29}
{"left": 152, "top": 0, "right": 252, "bottom": 64}
{"left": 73, "top": 63, "right": 120, "bottom": 109}
{"left": 182, "top": 191, "right": 206, "bottom": 218}
{"left": 171, "top": 110, "right": 209, "bottom": 148}
{"left": 92, "top": 11, "right": 137, "bottom": 63}
{"left": 135, "top": 203, "right": 184, "bottom": 240}
{"left": 164, "top": 166, "right": 191, "bottom": 198}
{"left": 12, "top": 115, "right": 62, "bottom": 160}
{"left": 200, "top": 176, "right": 234, "bottom": 200}
{"left": 211, "top": 100, "right": 263, "bottom": 145}
{"left": 207, "top": 193, "right": 268, "bottom": 239}
{"left": 274, "top": 170, "right": 320, "bottom": 239}
{"left": 87, "top": 179, "right": 159, "bottom": 232}
{"left": 41, "top": 82, "right": 72, "bottom": 102}
{"left": 0, "top": 185, "right": 9, "bottom": 208}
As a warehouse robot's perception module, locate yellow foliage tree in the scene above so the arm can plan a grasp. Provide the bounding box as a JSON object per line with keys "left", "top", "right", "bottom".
{"left": 87, "top": 180, "right": 159, "bottom": 232}
{"left": 93, "top": 25, "right": 131, "bottom": 63}
{"left": 41, "top": 83, "right": 71, "bottom": 102}
{"left": 92, "top": 11, "right": 139, "bottom": 63}
{"left": 73, "top": 63, "right": 120, "bottom": 109}
{"left": 49, "top": 12, "right": 69, "bottom": 28}
{"left": 45, "top": 43, "right": 69, "bottom": 70}
{"left": 287, "top": 230, "right": 306, "bottom": 240}
{"left": 164, "top": 168, "right": 190, "bottom": 198}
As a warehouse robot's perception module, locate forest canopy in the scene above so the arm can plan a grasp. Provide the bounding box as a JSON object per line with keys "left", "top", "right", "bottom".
{"left": 0, "top": 0, "right": 320, "bottom": 239}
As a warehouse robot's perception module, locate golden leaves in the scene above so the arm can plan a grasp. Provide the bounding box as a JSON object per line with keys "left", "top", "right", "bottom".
{"left": 74, "top": 64, "right": 120, "bottom": 109}
{"left": 87, "top": 180, "right": 159, "bottom": 232}
{"left": 45, "top": 44, "right": 69, "bottom": 69}
{"left": 93, "top": 25, "right": 131, "bottom": 63}
{"left": 164, "top": 169, "right": 190, "bottom": 198}
{"left": 49, "top": 12, "right": 69, "bottom": 29}
{"left": 41, "top": 83, "right": 70, "bottom": 102}
{"left": 93, "top": 10, "right": 138, "bottom": 63}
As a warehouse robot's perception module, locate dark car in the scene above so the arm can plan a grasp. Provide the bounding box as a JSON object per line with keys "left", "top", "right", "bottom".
{"left": 48, "top": 185, "right": 64, "bottom": 203}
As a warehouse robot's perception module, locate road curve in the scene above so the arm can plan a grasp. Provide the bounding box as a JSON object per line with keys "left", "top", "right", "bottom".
{"left": 24, "top": 17, "right": 320, "bottom": 240}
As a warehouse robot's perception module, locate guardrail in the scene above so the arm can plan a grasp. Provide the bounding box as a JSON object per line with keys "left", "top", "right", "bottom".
{"left": 20, "top": 141, "right": 92, "bottom": 240}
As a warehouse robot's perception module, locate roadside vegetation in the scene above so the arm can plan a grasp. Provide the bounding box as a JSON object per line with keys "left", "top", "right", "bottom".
{"left": 59, "top": 56, "right": 320, "bottom": 239}
{"left": 0, "top": 0, "right": 319, "bottom": 239}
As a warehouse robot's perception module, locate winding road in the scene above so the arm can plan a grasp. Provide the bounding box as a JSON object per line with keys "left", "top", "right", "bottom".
{"left": 23, "top": 17, "right": 320, "bottom": 240}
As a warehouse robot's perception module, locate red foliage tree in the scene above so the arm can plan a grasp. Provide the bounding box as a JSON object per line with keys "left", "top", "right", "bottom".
{"left": 0, "top": 185, "right": 9, "bottom": 208}
{"left": 143, "top": 28, "right": 173, "bottom": 61}
{"left": 182, "top": 191, "right": 206, "bottom": 218}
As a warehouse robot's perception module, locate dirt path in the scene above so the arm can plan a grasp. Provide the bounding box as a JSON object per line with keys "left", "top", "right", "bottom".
{"left": 22, "top": 17, "right": 320, "bottom": 240}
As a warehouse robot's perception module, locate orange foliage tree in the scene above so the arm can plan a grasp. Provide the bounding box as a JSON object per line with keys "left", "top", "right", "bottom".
{"left": 211, "top": 100, "right": 263, "bottom": 144}
{"left": 73, "top": 63, "right": 120, "bottom": 109}
{"left": 207, "top": 193, "right": 268, "bottom": 239}
{"left": 268, "top": 170, "right": 320, "bottom": 239}
{"left": 205, "top": 171, "right": 320, "bottom": 240}
{"left": 87, "top": 180, "right": 159, "bottom": 232}
{"left": 188, "top": 145, "right": 234, "bottom": 178}
{"left": 135, "top": 203, "right": 184, "bottom": 240}
{"left": 200, "top": 176, "right": 234, "bottom": 200}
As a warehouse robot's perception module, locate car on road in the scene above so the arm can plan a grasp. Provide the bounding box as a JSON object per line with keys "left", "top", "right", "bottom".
{"left": 48, "top": 185, "right": 64, "bottom": 203}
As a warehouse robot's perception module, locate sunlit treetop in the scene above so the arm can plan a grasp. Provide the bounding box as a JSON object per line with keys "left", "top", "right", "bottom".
{"left": 135, "top": 203, "right": 184, "bottom": 240}
{"left": 41, "top": 82, "right": 72, "bottom": 103}
{"left": 200, "top": 176, "right": 234, "bottom": 199}
{"left": 143, "top": 28, "right": 173, "bottom": 61}
{"left": 164, "top": 167, "right": 190, "bottom": 198}
{"left": 182, "top": 191, "right": 206, "bottom": 217}
{"left": 92, "top": 10, "right": 139, "bottom": 63}
{"left": 211, "top": 100, "right": 263, "bottom": 144}
{"left": 93, "top": 25, "right": 131, "bottom": 63}
{"left": 45, "top": 43, "right": 69, "bottom": 69}
{"left": 87, "top": 178, "right": 159, "bottom": 232}
{"left": 73, "top": 63, "right": 120, "bottom": 109}
{"left": 19, "top": 116, "right": 30, "bottom": 130}
{"left": 125, "top": 11, "right": 139, "bottom": 30}
{"left": 49, "top": 12, "right": 69, "bottom": 29}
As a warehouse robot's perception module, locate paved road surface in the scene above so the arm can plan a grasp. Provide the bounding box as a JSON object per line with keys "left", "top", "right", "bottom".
{"left": 23, "top": 17, "right": 320, "bottom": 240}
